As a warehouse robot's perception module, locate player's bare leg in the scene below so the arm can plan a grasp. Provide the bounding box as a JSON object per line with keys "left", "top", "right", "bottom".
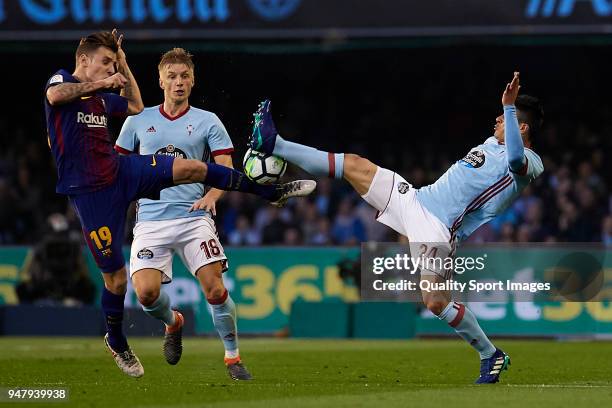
{"left": 420, "top": 274, "right": 452, "bottom": 316}
{"left": 132, "top": 269, "right": 184, "bottom": 365}
{"left": 248, "top": 99, "right": 383, "bottom": 206}
{"left": 342, "top": 154, "right": 378, "bottom": 196}
{"left": 101, "top": 267, "right": 144, "bottom": 377}
{"left": 196, "top": 262, "right": 252, "bottom": 380}
{"left": 170, "top": 157, "right": 315, "bottom": 207}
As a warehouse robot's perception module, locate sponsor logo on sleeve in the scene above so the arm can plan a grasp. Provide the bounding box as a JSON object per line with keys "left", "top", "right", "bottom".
{"left": 460, "top": 149, "right": 486, "bottom": 168}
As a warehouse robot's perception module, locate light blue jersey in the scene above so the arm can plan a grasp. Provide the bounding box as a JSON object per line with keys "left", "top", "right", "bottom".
{"left": 115, "top": 105, "right": 234, "bottom": 221}
{"left": 416, "top": 136, "right": 543, "bottom": 243}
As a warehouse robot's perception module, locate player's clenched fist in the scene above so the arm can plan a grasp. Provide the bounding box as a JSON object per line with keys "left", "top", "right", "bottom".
{"left": 502, "top": 71, "right": 520, "bottom": 106}
{"left": 100, "top": 72, "right": 128, "bottom": 90}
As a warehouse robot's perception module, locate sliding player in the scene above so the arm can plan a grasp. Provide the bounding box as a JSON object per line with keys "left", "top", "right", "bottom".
{"left": 248, "top": 72, "right": 543, "bottom": 383}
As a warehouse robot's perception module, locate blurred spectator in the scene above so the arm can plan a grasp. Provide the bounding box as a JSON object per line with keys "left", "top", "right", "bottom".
{"left": 0, "top": 177, "right": 18, "bottom": 244}
{"left": 602, "top": 215, "right": 612, "bottom": 246}
{"left": 300, "top": 202, "right": 321, "bottom": 243}
{"left": 16, "top": 213, "right": 95, "bottom": 305}
{"left": 516, "top": 224, "right": 532, "bottom": 243}
{"left": 466, "top": 223, "right": 497, "bottom": 243}
{"left": 523, "top": 200, "right": 551, "bottom": 241}
{"left": 1, "top": 51, "right": 610, "bottom": 247}
{"left": 355, "top": 201, "right": 389, "bottom": 242}
{"left": 315, "top": 178, "right": 332, "bottom": 216}
{"left": 262, "top": 207, "right": 289, "bottom": 244}
{"left": 331, "top": 197, "right": 366, "bottom": 245}
{"left": 283, "top": 227, "right": 302, "bottom": 245}
{"left": 228, "top": 215, "right": 261, "bottom": 246}
{"left": 310, "top": 218, "right": 332, "bottom": 245}
{"left": 499, "top": 223, "right": 516, "bottom": 243}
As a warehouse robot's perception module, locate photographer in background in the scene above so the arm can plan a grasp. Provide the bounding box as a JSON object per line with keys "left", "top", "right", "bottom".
{"left": 17, "top": 213, "right": 95, "bottom": 305}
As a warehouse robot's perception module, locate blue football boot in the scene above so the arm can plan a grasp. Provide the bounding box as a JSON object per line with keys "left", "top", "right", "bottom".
{"left": 475, "top": 348, "right": 511, "bottom": 384}
{"left": 249, "top": 99, "right": 278, "bottom": 155}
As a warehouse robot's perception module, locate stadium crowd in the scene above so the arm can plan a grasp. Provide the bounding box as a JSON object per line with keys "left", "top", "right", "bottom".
{"left": 0, "top": 112, "right": 609, "bottom": 247}
{"left": 0, "top": 46, "right": 609, "bottom": 247}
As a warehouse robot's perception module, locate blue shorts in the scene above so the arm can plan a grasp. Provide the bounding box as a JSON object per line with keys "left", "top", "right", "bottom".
{"left": 69, "top": 154, "right": 175, "bottom": 273}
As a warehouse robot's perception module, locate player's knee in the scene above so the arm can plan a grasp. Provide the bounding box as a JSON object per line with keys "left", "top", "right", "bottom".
{"left": 200, "top": 275, "right": 225, "bottom": 300}
{"left": 104, "top": 269, "right": 128, "bottom": 294}
{"left": 425, "top": 298, "right": 447, "bottom": 316}
{"left": 137, "top": 287, "right": 161, "bottom": 307}
{"left": 344, "top": 154, "right": 363, "bottom": 173}
{"left": 205, "top": 284, "right": 226, "bottom": 301}
{"left": 343, "top": 153, "right": 377, "bottom": 195}
{"left": 344, "top": 153, "right": 376, "bottom": 178}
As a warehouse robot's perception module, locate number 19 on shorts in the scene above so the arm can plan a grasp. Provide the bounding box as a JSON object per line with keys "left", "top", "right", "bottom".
{"left": 90, "top": 226, "right": 112, "bottom": 257}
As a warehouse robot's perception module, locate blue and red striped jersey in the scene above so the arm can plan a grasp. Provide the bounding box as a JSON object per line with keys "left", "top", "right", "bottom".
{"left": 44, "top": 69, "right": 128, "bottom": 194}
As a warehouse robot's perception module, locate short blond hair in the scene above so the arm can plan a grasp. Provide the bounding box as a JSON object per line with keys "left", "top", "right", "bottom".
{"left": 158, "top": 48, "right": 194, "bottom": 72}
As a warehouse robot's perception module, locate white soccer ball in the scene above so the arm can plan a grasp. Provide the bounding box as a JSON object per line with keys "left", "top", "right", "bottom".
{"left": 243, "top": 148, "right": 287, "bottom": 185}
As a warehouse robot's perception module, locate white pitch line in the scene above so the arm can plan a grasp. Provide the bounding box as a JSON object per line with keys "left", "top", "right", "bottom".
{"left": 506, "top": 384, "right": 611, "bottom": 388}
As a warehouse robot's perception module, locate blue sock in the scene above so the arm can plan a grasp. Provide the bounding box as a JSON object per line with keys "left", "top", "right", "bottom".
{"left": 208, "top": 290, "right": 239, "bottom": 359}
{"left": 273, "top": 135, "right": 344, "bottom": 179}
{"left": 204, "top": 162, "right": 279, "bottom": 201}
{"left": 142, "top": 291, "right": 175, "bottom": 326}
{"left": 438, "top": 301, "right": 496, "bottom": 359}
{"left": 101, "top": 287, "right": 128, "bottom": 352}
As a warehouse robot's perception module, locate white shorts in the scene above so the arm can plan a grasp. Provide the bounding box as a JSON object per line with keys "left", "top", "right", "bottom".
{"left": 362, "top": 167, "right": 454, "bottom": 279}
{"left": 130, "top": 216, "right": 228, "bottom": 283}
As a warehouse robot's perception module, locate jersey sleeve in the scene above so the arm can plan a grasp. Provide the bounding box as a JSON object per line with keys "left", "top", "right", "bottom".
{"left": 115, "top": 115, "right": 139, "bottom": 154}
{"left": 101, "top": 92, "right": 128, "bottom": 117}
{"left": 207, "top": 114, "right": 234, "bottom": 157}
{"left": 511, "top": 149, "right": 544, "bottom": 180}
{"left": 503, "top": 105, "right": 526, "bottom": 172}
{"left": 45, "top": 69, "right": 72, "bottom": 91}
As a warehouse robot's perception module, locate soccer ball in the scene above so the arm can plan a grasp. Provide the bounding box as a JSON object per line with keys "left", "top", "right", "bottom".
{"left": 243, "top": 148, "right": 287, "bottom": 184}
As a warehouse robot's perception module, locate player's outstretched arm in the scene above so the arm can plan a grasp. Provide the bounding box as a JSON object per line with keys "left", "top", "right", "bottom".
{"left": 502, "top": 72, "right": 526, "bottom": 172}
{"left": 112, "top": 29, "right": 144, "bottom": 115}
{"left": 46, "top": 73, "right": 127, "bottom": 106}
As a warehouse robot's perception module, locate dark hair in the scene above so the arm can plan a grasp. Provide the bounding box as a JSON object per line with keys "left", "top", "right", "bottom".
{"left": 75, "top": 31, "right": 117, "bottom": 59}
{"left": 515, "top": 94, "right": 544, "bottom": 139}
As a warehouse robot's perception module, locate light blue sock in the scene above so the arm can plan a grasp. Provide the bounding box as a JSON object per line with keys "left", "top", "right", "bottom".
{"left": 438, "top": 301, "right": 496, "bottom": 359}
{"left": 142, "top": 290, "right": 175, "bottom": 326}
{"left": 273, "top": 135, "right": 344, "bottom": 179}
{"left": 209, "top": 291, "right": 239, "bottom": 357}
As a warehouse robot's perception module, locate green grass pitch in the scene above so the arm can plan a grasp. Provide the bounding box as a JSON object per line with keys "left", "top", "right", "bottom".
{"left": 1, "top": 337, "right": 611, "bottom": 407}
